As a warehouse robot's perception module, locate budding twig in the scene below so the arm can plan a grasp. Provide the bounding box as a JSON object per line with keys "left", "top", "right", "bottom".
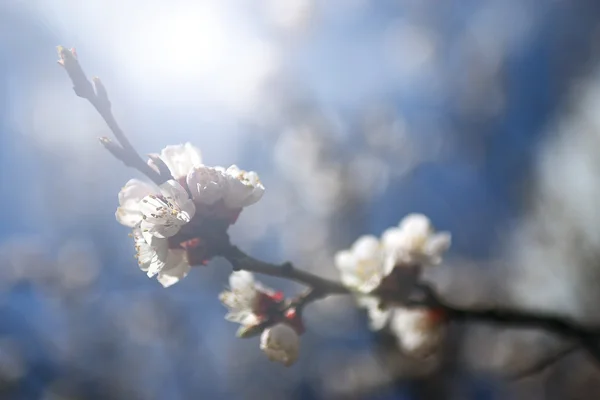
{"left": 56, "top": 46, "right": 167, "bottom": 185}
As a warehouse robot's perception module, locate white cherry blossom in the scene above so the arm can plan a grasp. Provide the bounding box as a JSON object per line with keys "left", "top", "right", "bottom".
{"left": 186, "top": 166, "right": 229, "bottom": 205}
{"left": 260, "top": 323, "right": 300, "bottom": 367}
{"left": 356, "top": 296, "right": 444, "bottom": 358}
{"left": 117, "top": 179, "right": 195, "bottom": 239}
{"left": 138, "top": 180, "right": 195, "bottom": 238}
{"left": 115, "top": 179, "right": 157, "bottom": 228}
{"left": 219, "top": 271, "right": 266, "bottom": 329}
{"left": 389, "top": 307, "right": 444, "bottom": 359}
{"left": 356, "top": 296, "right": 391, "bottom": 331}
{"left": 222, "top": 165, "right": 265, "bottom": 209}
{"left": 131, "top": 227, "right": 191, "bottom": 287}
{"left": 382, "top": 213, "right": 451, "bottom": 266}
{"left": 334, "top": 235, "right": 387, "bottom": 293}
{"left": 159, "top": 142, "right": 203, "bottom": 179}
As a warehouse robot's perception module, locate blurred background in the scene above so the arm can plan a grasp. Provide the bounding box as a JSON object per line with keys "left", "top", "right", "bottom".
{"left": 1, "top": 0, "right": 600, "bottom": 398}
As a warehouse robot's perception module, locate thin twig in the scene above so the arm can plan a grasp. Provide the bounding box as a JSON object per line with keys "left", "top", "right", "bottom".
{"left": 220, "top": 244, "right": 350, "bottom": 296}
{"left": 507, "top": 343, "right": 578, "bottom": 381}
{"left": 57, "top": 46, "right": 167, "bottom": 185}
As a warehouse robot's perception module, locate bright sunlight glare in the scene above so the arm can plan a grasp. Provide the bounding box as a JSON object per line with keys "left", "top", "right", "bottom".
{"left": 128, "top": 5, "right": 227, "bottom": 79}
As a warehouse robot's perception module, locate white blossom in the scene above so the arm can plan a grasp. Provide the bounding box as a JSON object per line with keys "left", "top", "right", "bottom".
{"left": 356, "top": 296, "right": 444, "bottom": 358}
{"left": 186, "top": 165, "right": 229, "bottom": 205}
{"left": 334, "top": 235, "right": 387, "bottom": 293}
{"left": 219, "top": 271, "right": 265, "bottom": 328}
{"left": 115, "top": 179, "right": 157, "bottom": 228}
{"left": 356, "top": 296, "right": 391, "bottom": 331}
{"left": 260, "top": 323, "right": 300, "bottom": 367}
{"left": 116, "top": 179, "right": 195, "bottom": 239}
{"left": 159, "top": 142, "right": 203, "bottom": 179}
{"left": 222, "top": 165, "right": 265, "bottom": 209}
{"left": 382, "top": 213, "right": 451, "bottom": 266}
{"left": 131, "top": 227, "right": 191, "bottom": 287}
{"left": 389, "top": 307, "right": 444, "bottom": 358}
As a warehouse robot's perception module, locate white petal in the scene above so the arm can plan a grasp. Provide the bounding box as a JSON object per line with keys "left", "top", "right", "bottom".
{"left": 229, "top": 270, "right": 255, "bottom": 290}
{"left": 156, "top": 249, "right": 191, "bottom": 287}
{"left": 222, "top": 165, "right": 265, "bottom": 209}
{"left": 159, "top": 143, "right": 203, "bottom": 179}
{"left": 390, "top": 308, "right": 443, "bottom": 358}
{"left": 138, "top": 180, "right": 195, "bottom": 238}
{"left": 186, "top": 166, "right": 228, "bottom": 205}
{"left": 340, "top": 273, "right": 363, "bottom": 289}
{"left": 158, "top": 180, "right": 196, "bottom": 221}
{"left": 223, "top": 178, "right": 253, "bottom": 209}
{"left": 116, "top": 179, "right": 158, "bottom": 227}
{"left": 334, "top": 250, "right": 356, "bottom": 273}
{"left": 381, "top": 227, "right": 404, "bottom": 252}
{"left": 352, "top": 235, "right": 381, "bottom": 259}
{"left": 424, "top": 232, "right": 451, "bottom": 265}
{"left": 399, "top": 214, "right": 432, "bottom": 237}
{"left": 260, "top": 323, "right": 300, "bottom": 367}
{"left": 219, "top": 271, "right": 264, "bottom": 325}
{"left": 335, "top": 236, "right": 386, "bottom": 293}
{"left": 132, "top": 228, "right": 168, "bottom": 275}
{"left": 356, "top": 296, "right": 391, "bottom": 331}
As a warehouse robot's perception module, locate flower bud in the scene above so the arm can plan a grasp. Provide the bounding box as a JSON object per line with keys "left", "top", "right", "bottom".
{"left": 260, "top": 323, "right": 300, "bottom": 367}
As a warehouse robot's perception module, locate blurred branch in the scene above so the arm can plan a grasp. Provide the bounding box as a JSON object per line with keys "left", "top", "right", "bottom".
{"left": 220, "top": 244, "right": 600, "bottom": 369}
{"left": 507, "top": 344, "right": 578, "bottom": 381}
{"left": 410, "top": 284, "right": 600, "bottom": 368}
{"left": 56, "top": 46, "right": 168, "bottom": 185}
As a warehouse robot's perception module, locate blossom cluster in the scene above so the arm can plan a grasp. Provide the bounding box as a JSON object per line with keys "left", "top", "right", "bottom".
{"left": 111, "top": 142, "right": 451, "bottom": 366}
{"left": 220, "top": 271, "right": 303, "bottom": 366}
{"left": 115, "top": 143, "right": 305, "bottom": 366}
{"left": 335, "top": 214, "right": 451, "bottom": 358}
{"left": 60, "top": 47, "right": 456, "bottom": 369}
{"left": 115, "top": 143, "right": 264, "bottom": 287}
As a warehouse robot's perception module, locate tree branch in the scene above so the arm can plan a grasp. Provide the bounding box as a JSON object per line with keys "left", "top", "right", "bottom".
{"left": 219, "top": 245, "right": 600, "bottom": 368}
{"left": 220, "top": 244, "right": 350, "bottom": 298}
{"left": 507, "top": 343, "right": 578, "bottom": 381}
{"left": 57, "top": 46, "right": 167, "bottom": 185}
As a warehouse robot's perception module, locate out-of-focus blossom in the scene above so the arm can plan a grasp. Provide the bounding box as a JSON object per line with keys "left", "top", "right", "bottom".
{"left": 334, "top": 235, "right": 387, "bottom": 293}
{"left": 335, "top": 214, "right": 449, "bottom": 296}
{"left": 159, "top": 142, "right": 203, "bottom": 180}
{"left": 356, "top": 296, "right": 391, "bottom": 331}
{"left": 357, "top": 297, "right": 445, "bottom": 358}
{"left": 336, "top": 214, "right": 450, "bottom": 359}
{"left": 382, "top": 213, "right": 451, "bottom": 266}
{"left": 389, "top": 307, "right": 445, "bottom": 359}
{"left": 260, "top": 323, "right": 300, "bottom": 367}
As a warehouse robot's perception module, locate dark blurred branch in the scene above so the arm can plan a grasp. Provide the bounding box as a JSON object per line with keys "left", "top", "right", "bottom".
{"left": 409, "top": 284, "right": 600, "bottom": 368}
{"left": 507, "top": 344, "right": 578, "bottom": 381}
{"left": 56, "top": 46, "right": 168, "bottom": 185}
